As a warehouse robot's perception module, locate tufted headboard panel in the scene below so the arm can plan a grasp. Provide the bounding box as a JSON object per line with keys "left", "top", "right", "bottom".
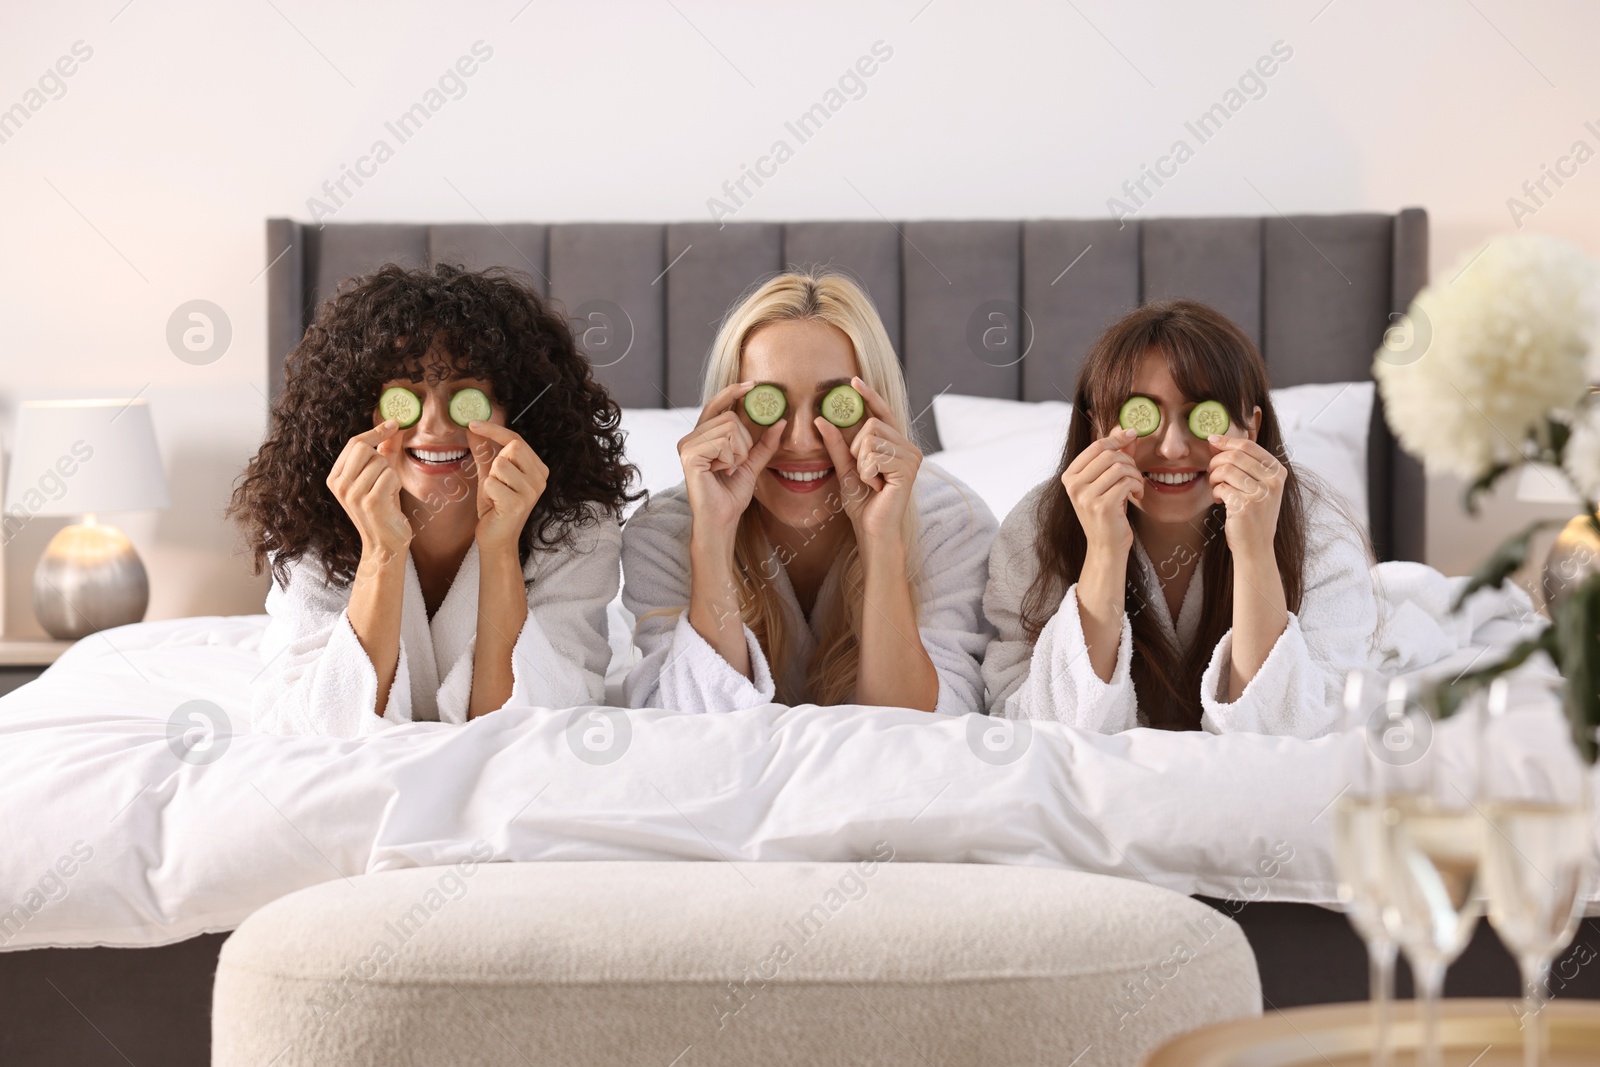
{"left": 265, "top": 210, "right": 1428, "bottom": 561}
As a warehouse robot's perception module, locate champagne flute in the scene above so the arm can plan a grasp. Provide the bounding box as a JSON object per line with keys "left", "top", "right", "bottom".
{"left": 1480, "top": 671, "right": 1595, "bottom": 1067}
{"left": 1332, "top": 668, "right": 1403, "bottom": 1067}
{"left": 1374, "top": 674, "right": 1482, "bottom": 1067}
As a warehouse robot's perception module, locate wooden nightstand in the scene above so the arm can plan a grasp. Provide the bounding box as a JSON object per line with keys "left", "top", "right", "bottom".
{"left": 0, "top": 638, "right": 76, "bottom": 698}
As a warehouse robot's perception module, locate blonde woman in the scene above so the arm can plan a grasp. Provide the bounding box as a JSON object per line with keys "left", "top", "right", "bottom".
{"left": 622, "top": 270, "right": 996, "bottom": 713}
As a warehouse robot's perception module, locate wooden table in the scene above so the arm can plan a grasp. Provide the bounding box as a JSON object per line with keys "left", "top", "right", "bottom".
{"left": 0, "top": 637, "right": 74, "bottom": 698}
{"left": 1144, "top": 998, "right": 1600, "bottom": 1065}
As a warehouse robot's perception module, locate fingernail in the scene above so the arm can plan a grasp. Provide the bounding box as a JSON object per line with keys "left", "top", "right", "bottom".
{"left": 383, "top": 419, "right": 396, "bottom": 428}
{"left": 1208, "top": 434, "right": 1221, "bottom": 442}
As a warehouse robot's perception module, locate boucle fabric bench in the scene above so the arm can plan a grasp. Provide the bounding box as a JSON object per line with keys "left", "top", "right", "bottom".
{"left": 213, "top": 859, "right": 1260, "bottom": 1067}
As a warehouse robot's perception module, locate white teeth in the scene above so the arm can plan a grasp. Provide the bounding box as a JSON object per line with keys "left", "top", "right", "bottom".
{"left": 774, "top": 468, "right": 832, "bottom": 483}
{"left": 408, "top": 448, "right": 468, "bottom": 463}
{"left": 1146, "top": 471, "right": 1200, "bottom": 485}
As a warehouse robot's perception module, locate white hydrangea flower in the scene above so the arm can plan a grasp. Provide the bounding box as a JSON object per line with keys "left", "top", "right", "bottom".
{"left": 1373, "top": 234, "right": 1599, "bottom": 479}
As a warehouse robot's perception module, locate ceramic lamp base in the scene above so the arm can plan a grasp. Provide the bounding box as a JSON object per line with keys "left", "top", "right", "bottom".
{"left": 32, "top": 521, "right": 149, "bottom": 639}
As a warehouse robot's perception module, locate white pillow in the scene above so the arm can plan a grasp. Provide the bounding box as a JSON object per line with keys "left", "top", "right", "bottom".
{"left": 929, "top": 382, "right": 1374, "bottom": 530}
{"left": 617, "top": 407, "right": 699, "bottom": 517}
{"left": 930, "top": 393, "right": 1072, "bottom": 452}
{"left": 1272, "top": 382, "right": 1373, "bottom": 531}
{"left": 925, "top": 432, "right": 1063, "bottom": 525}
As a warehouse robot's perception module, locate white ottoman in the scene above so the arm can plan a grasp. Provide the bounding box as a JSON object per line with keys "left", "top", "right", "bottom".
{"left": 213, "top": 860, "right": 1260, "bottom": 1067}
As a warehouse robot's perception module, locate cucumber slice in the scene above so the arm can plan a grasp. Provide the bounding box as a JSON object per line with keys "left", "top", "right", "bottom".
{"left": 820, "top": 384, "right": 865, "bottom": 428}
{"left": 1118, "top": 395, "right": 1161, "bottom": 437}
{"left": 378, "top": 386, "right": 422, "bottom": 428}
{"left": 743, "top": 384, "right": 787, "bottom": 426}
{"left": 448, "top": 387, "right": 492, "bottom": 426}
{"left": 1187, "top": 400, "right": 1231, "bottom": 438}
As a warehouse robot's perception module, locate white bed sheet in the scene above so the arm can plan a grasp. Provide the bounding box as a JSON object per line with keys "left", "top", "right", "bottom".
{"left": 0, "top": 566, "right": 1580, "bottom": 953}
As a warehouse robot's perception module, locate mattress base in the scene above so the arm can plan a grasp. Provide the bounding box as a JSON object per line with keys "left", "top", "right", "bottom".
{"left": 4, "top": 908, "right": 1596, "bottom": 1066}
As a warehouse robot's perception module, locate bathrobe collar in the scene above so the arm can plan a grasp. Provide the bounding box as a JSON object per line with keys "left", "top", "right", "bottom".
{"left": 1130, "top": 536, "right": 1205, "bottom": 652}
{"left": 397, "top": 541, "right": 482, "bottom": 723}
{"left": 756, "top": 544, "right": 847, "bottom": 702}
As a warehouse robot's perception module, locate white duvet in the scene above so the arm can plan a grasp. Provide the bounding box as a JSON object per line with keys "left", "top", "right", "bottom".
{"left": 0, "top": 565, "right": 1582, "bottom": 953}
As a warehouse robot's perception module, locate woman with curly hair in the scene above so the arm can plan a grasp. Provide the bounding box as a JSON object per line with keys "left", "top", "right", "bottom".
{"left": 621, "top": 269, "right": 996, "bottom": 713}
{"left": 230, "top": 263, "right": 636, "bottom": 737}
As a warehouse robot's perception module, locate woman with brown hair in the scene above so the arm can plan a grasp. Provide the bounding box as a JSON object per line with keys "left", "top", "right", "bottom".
{"left": 231, "top": 263, "right": 636, "bottom": 736}
{"left": 982, "top": 299, "right": 1377, "bottom": 736}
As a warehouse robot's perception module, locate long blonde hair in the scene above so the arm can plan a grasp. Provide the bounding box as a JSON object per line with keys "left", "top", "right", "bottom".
{"left": 703, "top": 269, "right": 922, "bottom": 705}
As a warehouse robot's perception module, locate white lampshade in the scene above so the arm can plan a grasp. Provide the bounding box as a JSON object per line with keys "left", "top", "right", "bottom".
{"left": 4, "top": 399, "right": 171, "bottom": 516}
{"left": 1515, "top": 462, "right": 1582, "bottom": 506}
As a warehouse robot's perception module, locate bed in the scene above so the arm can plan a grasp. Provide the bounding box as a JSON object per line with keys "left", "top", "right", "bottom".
{"left": 7, "top": 210, "right": 1595, "bottom": 1067}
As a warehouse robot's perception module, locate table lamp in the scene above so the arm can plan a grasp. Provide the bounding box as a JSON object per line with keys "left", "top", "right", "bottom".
{"left": 4, "top": 399, "right": 171, "bottom": 639}
{"left": 1515, "top": 462, "right": 1598, "bottom": 615}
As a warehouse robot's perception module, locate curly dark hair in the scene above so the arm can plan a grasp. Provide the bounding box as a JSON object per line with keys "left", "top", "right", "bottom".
{"left": 229, "top": 262, "right": 638, "bottom": 588}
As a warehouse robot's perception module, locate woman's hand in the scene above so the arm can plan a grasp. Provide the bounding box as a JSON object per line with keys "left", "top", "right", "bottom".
{"left": 328, "top": 420, "right": 412, "bottom": 560}
{"left": 468, "top": 420, "right": 548, "bottom": 554}
{"left": 817, "top": 376, "right": 922, "bottom": 551}
{"left": 331, "top": 421, "right": 412, "bottom": 714}
{"left": 678, "top": 382, "right": 786, "bottom": 544}
{"left": 815, "top": 377, "right": 935, "bottom": 711}
{"left": 680, "top": 383, "right": 784, "bottom": 679}
{"left": 1062, "top": 427, "right": 1145, "bottom": 558}
{"left": 1207, "top": 435, "right": 1284, "bottom": 559}
{"left": 1210, "top": 434, "right": 1289, "bottom": 700}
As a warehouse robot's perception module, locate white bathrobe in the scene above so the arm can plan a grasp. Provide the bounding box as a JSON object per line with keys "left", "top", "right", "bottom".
{"left": 982, "top": 479, "right": 1378, "bottom": 737}
{"left": 621, "top": 464, "right": 997, "bottom": 714}
{"left": 252, "top": 509, "right": 620, "bottom": 737}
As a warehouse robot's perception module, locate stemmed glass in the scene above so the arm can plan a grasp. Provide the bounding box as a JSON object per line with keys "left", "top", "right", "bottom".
{"left": 1377, "top": 674, "right": 1485, "bottom": 1067}
{"left": 1333, "top": 667, "right": 1405, "bottom": 1067}
{"left": 1479, "top": 671, "right": 1595, "bottom": 1067}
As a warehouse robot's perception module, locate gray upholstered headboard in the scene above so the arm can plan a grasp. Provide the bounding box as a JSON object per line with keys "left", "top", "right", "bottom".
{"left": 264, "top": 211, "right": 1428, "bottom": 562}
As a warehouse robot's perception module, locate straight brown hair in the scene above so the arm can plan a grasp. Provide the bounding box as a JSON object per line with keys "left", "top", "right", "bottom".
{"left": 1020, "top": 299, "right": 1308, "bottom": 730}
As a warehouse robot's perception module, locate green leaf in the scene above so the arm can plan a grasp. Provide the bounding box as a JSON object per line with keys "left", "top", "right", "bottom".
{"left": 1451, "top": 518, "right": 1562, "bottom": 612}
{"left": 1554, "top": 572, "right": 1600, "bottom": 764}
{"left": 1547, "top": 415, "right": 1572, "bottom": 462}
{"left": 1434, "top": 630, "right": 1557, "bottom": 719}
{"left": 1462, "top": 461, "right": 1514, "bottom": 516}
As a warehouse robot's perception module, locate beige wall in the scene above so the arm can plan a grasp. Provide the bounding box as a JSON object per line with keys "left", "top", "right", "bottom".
{"left": 2, "top": 1, "right": 1597, "bottom": 634}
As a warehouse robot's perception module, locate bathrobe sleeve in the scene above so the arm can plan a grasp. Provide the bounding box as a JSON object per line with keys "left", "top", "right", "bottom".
{"left": 982, "top": 481, "right": 1139, "bottom": 731}
{"left": 915, "top": 465, "right": 1000, "bottom": 716}
{"left": 620, "top": 485, "right": 778, "bottom": 712}
{"left": 1198, "top": 495, "right": 1378, "bottom": 739}
{"left": 251, "top": 557, "right": 416, "bottom": 738}
{"left": 503, "top": 508, "right": 621, "bottom": 710}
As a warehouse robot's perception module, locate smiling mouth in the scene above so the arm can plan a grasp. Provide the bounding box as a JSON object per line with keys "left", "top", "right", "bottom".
{"left": 407, "top": 447, "right": 469, "bottom": 467}
{"left": 773, "top": 468, "right": 833, "bottom": 483}
{"left": 1145, "top": 471, "right": 1202, "bottom": 486}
